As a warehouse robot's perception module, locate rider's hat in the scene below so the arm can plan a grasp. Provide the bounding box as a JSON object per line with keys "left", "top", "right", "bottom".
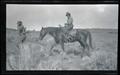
{"left": 17, "top": 21, "right": 22, "bottom": 26}
{"left": 66, "top": 12, "right": 71, "bottom": 16}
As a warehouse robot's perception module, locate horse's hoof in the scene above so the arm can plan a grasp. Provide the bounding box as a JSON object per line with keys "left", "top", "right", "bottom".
{"left": 81, "top": 56, "right": 84, "bottom": 59}
{"left": 80, "top": 54, "right": 84, "bottom": 58}
{"left": 60, "top": 52, "right": 66, "bottom": 56}
{"left": 87, "top": 53, "right": 91, "bottom": 57}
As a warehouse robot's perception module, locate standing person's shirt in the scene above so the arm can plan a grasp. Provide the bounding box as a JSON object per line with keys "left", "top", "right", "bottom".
{"left": 17, "top": 25, "right": 25, "bottom": 35}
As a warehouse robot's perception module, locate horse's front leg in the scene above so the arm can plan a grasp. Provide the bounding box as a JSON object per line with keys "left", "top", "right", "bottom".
{"left": 50, "top": 42, "right": 57, "bottom": 51}
{"left": 60, "top": 40, "right": 67, "bottom": 56}
{"left": 49, "top": 42, "right": 57, "bottom": 56}
{"left": 61, "top": 42, "right": 64, "bottom": 52}
{"left": 85, "top": 43, "right": 90, "bottom": 57}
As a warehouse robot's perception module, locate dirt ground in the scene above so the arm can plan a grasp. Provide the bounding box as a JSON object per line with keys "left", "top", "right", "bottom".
{"left": 6, "top": 28, "right": 118, "bottom": 70}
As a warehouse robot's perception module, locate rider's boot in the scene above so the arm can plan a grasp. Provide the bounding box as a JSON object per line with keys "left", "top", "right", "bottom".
{"left": 66, "top": 32, "right": 73, "bottom": 41}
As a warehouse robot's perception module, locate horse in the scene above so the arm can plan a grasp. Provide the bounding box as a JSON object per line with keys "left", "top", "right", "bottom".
{"left": 39, "top": 27, "right": 93, "bottom": 56}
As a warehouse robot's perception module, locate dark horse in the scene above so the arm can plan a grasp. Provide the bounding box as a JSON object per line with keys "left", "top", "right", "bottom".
{"left": 39, "top": 27, "right": 93, "bottom": 56}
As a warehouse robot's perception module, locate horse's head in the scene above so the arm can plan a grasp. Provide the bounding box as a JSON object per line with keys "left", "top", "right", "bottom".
{"left": 39, "top": 27, "right": 47, "bottom": 40}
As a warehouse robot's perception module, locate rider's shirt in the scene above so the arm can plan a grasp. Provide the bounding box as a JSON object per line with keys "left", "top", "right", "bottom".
{"left": 66, "top": 16, "right": 73, "bottom": 31}
{"left": 67, "top": 17, "right": 73, "bottom": 25}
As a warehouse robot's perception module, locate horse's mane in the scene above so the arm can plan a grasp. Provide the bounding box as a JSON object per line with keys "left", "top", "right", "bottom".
{"left": 44, "top": 27, "right": 59, "bottom": 29}
{"left": 43, "top": 27, "right": 61, "bottom": 32}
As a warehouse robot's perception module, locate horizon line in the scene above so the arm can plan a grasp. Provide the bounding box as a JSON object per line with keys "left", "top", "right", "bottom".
{"left": 6, "top": 27, "right": 118, "bottom": 31}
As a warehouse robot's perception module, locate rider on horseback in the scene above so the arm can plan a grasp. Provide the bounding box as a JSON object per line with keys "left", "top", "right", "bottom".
{"left": 65, "top": 12, "right": 73, "bottom": 32}
{"left": 63, "top": 12, "right": 73, "bottom": 41}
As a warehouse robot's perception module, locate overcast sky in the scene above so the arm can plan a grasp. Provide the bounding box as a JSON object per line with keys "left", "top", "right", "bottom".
{"left": 6, "top": 4, "right": 118, "bottom": 30}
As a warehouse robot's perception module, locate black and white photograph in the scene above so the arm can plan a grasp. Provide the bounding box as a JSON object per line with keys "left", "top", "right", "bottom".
{"left": 6, "top": 4, "right": 118, "bottom": 70}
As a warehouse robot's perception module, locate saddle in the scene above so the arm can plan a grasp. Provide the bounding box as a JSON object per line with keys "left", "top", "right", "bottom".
{"left": 61, "top": 28, "right": 76, "bottom": 42}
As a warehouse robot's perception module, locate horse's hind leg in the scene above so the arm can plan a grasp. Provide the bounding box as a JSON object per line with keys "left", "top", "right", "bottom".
{"left": 78, "top": 40, "right": 86, "bottom": 57}
{"left": 78, "top": 39, "right": 90, "bottom": 57}
{"left": 85, "top": 43, "right": 90, "bottom": 56}
{"left": 82, "top": 41, "right": 90, "bottom": 57}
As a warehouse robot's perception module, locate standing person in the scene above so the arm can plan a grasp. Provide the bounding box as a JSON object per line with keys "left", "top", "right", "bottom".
{"left": 17, "top": 21, "right": 26, "bottom": 36}
{"left": 17, "top": 21, "right": 30, "bottom": 70}
{"left": 17, "top": 21, "right": 26, "bottom": 43}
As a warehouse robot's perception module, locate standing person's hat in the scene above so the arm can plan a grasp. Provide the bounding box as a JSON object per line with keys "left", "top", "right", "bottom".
{"left": 66, "top": 12, "right": 70, "bottom": 16}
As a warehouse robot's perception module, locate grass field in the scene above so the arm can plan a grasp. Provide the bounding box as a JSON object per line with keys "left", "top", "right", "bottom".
{"left": 6, "top": 28, "right": 118, "bottom": 70}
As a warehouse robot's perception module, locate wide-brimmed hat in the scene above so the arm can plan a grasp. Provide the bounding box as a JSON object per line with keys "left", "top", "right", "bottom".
{"left": 17, "top": 21, "right": 22, "bottom": 24}
{"left": 17, "top": 21, "right": 23, "bottom": 26}
{"left": 66, "top": 12, "right": 70, "bottom": 16}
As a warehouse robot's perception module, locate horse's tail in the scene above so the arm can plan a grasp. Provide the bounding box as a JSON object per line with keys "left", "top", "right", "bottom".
{"left": 87, "top": 31, "right": 93, "bottom": 49}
